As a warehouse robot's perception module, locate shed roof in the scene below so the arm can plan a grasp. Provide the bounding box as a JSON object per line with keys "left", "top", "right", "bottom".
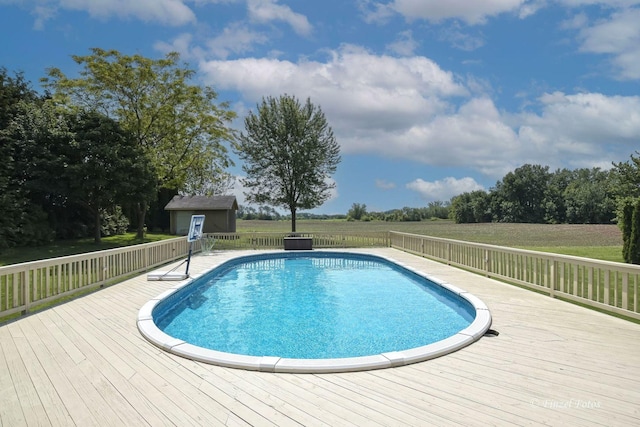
{"left": 164, "top": 195, "right": 238, "bottom": 211}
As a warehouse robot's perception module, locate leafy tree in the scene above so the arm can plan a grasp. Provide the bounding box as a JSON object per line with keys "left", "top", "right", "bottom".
{"left": 347, "top": 203, "right": 367, "bottom": 221}
{"left": 100, "top": 205, "right": 130, "bottom": 236}
{"left": 450, "top": 191, "right": 490, "bottom": 223}
{"left": 543, "top": 168, "right": 573, "bottom": 223}
{"left": 182, "top": 170, "right": 236, "bottom": 197}
{"left": 630, "top": 200, "right": 640, "bottom": 264}
{"left": 612, "top": 152, "right": 640, "bottom": 257}
{"left": 612, "top": 151, "right": 640, "bottom": 199}
{"left": 64, "top": 111, "right": 155, "bottom": 243}
{"left": 236, "top": 95, "right": 341, "bottom": 232}
{"left": 2, "top": 94, "right": 73, "bottom": 247}
{"left": 491, "top": 164, "right": 550, "bottom": 223}
{"left": 42, "top": 48, "right": 236, "bottom": 237}
{"left": 618, "top": 198, "right": 636, "bottom": 263}
{"left": 425, "top": 201, "right": 450, "bottom": 219}
{"left": 0, "top": 69, "right": 44, "bottom": 249}
{"left": 563, "top": 168, "right": 615, "bottom": 224}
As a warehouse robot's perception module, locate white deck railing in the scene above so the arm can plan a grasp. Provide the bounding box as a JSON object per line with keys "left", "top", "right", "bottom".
{"left": 0, "top": 232, "right": 387, "bottom": 319}
{"left": 204, "top": 231, "right": 390, "bottom": 250}
{"left": 0, "top": 237, "right": 194, "bottom": 318}
{"left": 2, "top": 231, "right": 638, "bottom": 322}
{"left": 390, "top": 231, "right": 640, "bottom": 321}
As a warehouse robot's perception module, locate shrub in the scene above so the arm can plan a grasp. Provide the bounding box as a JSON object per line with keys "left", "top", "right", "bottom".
{"left": 100, "top": 206, "right": 129, "bottom": 236}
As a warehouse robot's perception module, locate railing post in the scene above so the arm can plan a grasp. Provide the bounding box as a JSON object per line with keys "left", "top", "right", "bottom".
{"left": 24, "top": 268, "right": 31, "bottom": 314}
{"left": 485, "top": 249, "right": 491, "bottom": 277}
{"left": 550, "top": 259, "right": 556, "bottom": 298}
{"left": 99, "top": 255, "right": 105, "bottom": 285}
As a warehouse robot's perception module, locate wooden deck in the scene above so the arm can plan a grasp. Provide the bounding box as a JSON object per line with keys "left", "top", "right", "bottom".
{"left": 1, "top": 248, "right": 639, "bottom": 426}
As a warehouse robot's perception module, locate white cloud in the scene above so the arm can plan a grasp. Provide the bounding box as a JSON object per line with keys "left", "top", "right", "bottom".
{"left": 356, "top": 97, "right": 522, "bottom": 177}
{"left": 359, "top": 0, "right": 396, "bottom": 24}
{"left": 247, "top": 0, "right": 312, "bottom": 36}
{"left": 575, "top": 7, "right": 640, "bottom": 79}
{"left": 230, "top": 175, "right": 249, "bottom": 206}
{"left": 376, "top": 179, "right": 397, "bottom": 190}
{"left": 378, "top": 0, "right": 529, "bottom": 25}
{"left": 32, "top": 5, "right": 57, "bottom": 30}
{"left": 386, "top": 30, "right": 418, "bottom": 56}
{"left": 560, "top": 12, "right": 589, "bottom": 30}
{"left": 154, "top": 23, "right": 268, "bottom": 60}
{"left": 201, "top": 43, "right": 467, "bottom": 106}
{"left": 438, "top": 24, "right": 485, "bottom": 51}
{"left": 518, "top": 0, "right": 545, "bottom": 18}
{"left": 557, "top": 0, "right": 640, "bottom": 7}
{"left": 5, "top": 0, "right": 197, "bottom": 26}
{"left": 516, "top": 92, "right": 640, "bottom": 165}
{"left": 154, "top": 33, "right": 206, "bottom": 60}
{"left": 325, "top": 177, "right": 339, "bottom": 203}
{"left": 407, "top": 177, "right": 485, "bottom": 201}
{"left": 201, "top": 46, "right": 640, "bottom": 180}
{"left": 206, "top": 22, "right": 268, "bottom": 59}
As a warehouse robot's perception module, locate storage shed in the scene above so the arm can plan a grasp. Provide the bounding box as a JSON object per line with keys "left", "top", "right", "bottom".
{"left": 164, "top": 195, "right": 238, "bottom": 235}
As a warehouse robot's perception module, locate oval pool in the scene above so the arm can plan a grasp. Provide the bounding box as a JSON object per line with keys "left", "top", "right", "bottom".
{"left": 137, "top": 251, "right": 492, "bottom": 373}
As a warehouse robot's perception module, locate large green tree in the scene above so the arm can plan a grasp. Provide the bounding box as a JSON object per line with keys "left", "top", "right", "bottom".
{"left": 1, "top": 88, "right": 72, "bottom": 248}
{"left": 490, "top": 164, "right": 551, "bottom": 223}
{"left": 563, "top": 168, "right": 615, "bottom": 224}
{"left": 42, "top": 48, "right": 236, "bottom": 237}
{"left": 612, "top": 151, "right": 640, "bottom": 199}
{"left": 0, "top": 68, "right": 39, "bottom": 249}
{"left": 64, "top": 111, "right": 156, "bottom": 243}
{"left": 236, "top": 95, "right": 341, "bottom": 232}
{"left": 347, "top": 203, "right": 368, "bottom": 221}
{"left": 612, "top": 152, "right": 640, "bottom": 263}
{"left": 449, "top": 190, "right": 491, "bottom": 223}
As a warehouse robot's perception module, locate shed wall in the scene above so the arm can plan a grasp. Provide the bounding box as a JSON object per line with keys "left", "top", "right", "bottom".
{"left": 170, "top": 209, "right": 237, "bottom": 235}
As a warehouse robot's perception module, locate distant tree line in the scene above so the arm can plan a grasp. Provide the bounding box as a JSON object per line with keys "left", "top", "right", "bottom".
{"left": 449, "top": 158, "right": 640, "bottom": 264}
{"left": 345, "top": 202, "right": 450, "bottom": 222}
{"left": 236, "top": 205, "right": 284, "bottom": 221}
{"left": 448, "top": 162, "right": 637, "bottom": 225}
{"left": 235, "top": 202, "right": 451, "bottom": 222}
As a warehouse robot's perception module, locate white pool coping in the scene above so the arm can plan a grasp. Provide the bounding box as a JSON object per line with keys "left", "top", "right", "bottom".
{"left": 137, "top": 250, "right": 492, "bottom": 373}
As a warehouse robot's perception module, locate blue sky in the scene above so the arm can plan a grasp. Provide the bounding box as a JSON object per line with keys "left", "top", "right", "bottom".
{"left": 1, "top": 0, "right": 639, "bottom": 215}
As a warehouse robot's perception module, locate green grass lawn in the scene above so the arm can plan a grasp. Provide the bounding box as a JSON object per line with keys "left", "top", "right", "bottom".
{"left": 0, "top": 232, "right": 175, "bottom": 266}
{"left": 522, "top": 246, "right": 624, "bottom": 263}
{"left": 238, "top": 219, "right": 624, "bottom": 262}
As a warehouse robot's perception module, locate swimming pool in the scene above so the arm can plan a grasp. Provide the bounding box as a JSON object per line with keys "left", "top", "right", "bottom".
{"left": 138, "top": 251, "right": 492, "bottom": 373}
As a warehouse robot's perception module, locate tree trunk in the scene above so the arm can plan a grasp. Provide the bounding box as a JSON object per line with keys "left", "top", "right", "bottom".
{"left": 290, "top": 207, "right": 297, "bottom": 233}
{"left": 94, "top": 207, "right": 101, "bottom": 244}
{"left": 136, "top": 201, "right": 147, "bottom": 239}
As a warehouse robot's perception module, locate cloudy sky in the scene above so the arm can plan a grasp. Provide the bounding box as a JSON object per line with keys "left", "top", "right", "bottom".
{"left": 1, "top": 0, "right": 639, "bottom": 214}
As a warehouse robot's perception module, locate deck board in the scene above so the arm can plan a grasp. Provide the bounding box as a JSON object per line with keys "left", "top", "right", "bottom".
{"left": 1, "top": 248, "right": 640, "bottom": 426}
{"left": 0, "top": 327, "right": 28, "bottom": 426}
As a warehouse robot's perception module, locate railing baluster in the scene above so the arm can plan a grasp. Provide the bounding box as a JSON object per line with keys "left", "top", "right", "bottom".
{"left": 387, "top": 231, "right": 640, "bottom": 321}
{"left": 2, "top": 231, "right": 639, "bottom": 321}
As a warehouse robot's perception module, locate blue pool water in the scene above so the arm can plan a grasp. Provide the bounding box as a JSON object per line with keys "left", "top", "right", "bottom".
{"left": 153, "top": 252, "right": 475, "bottom": 359}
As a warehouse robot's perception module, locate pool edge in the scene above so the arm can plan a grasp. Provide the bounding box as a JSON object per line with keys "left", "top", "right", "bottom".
{"left": 137, "top": 250, "right": 492, "bottom": 374}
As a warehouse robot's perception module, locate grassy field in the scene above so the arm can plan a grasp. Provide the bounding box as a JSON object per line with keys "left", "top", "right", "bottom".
{"left": 0, "top": 232, "right": 175, "bottom": 266}
{"left": 0, "top": 220, "right": 624, "bottom": 266}
{"left": 238, "top": 219, "right": 625, "bottom": 262}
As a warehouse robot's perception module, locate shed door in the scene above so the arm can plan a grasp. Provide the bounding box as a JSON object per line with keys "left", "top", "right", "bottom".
{"left": 176, "top": 211, "right": 193, "bottom": 235}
